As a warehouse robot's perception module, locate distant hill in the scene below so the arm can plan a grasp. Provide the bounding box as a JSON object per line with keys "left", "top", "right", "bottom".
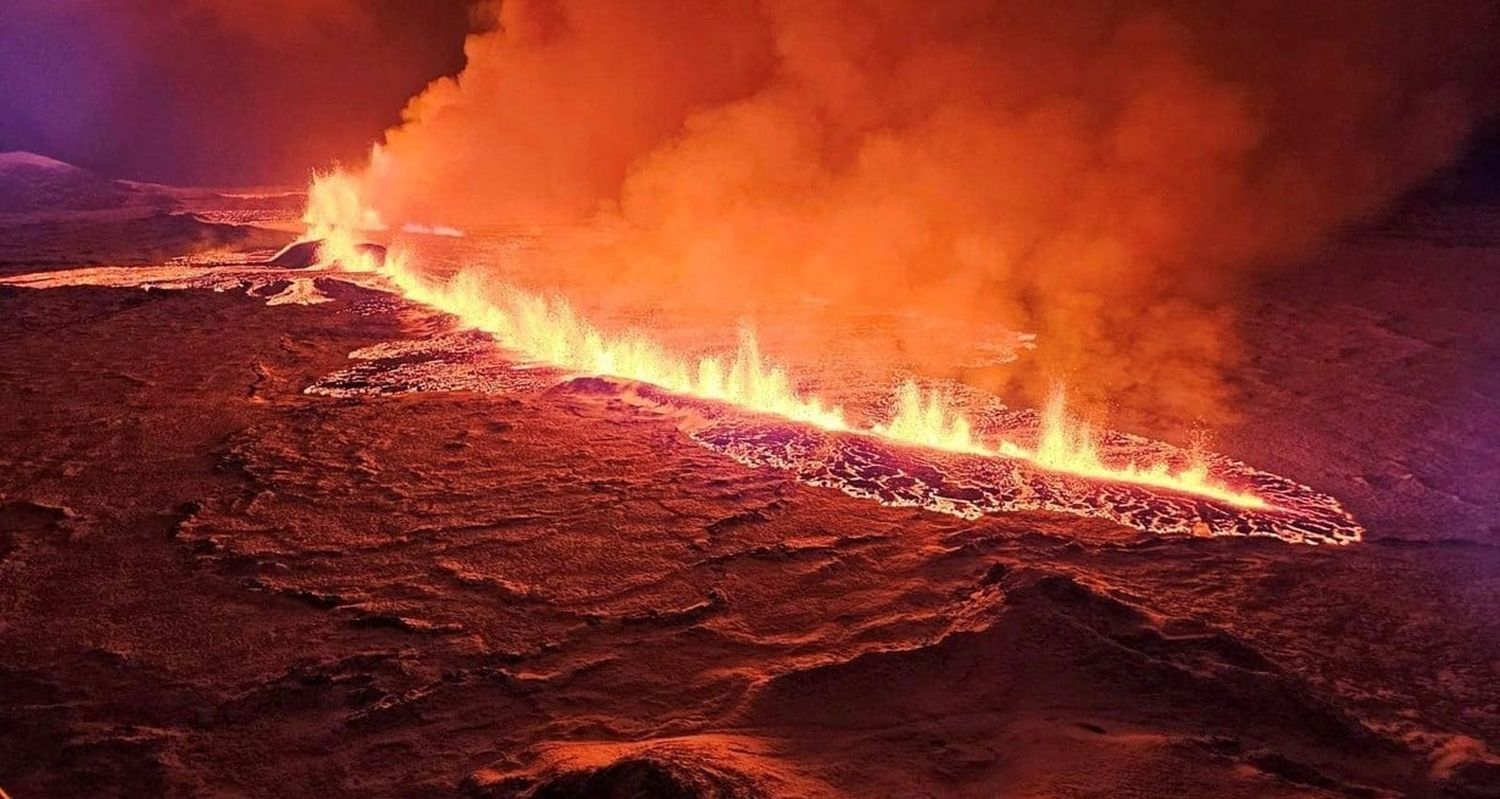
{"left": 0, "top": 151, "right": 159, "bottom": 213}
{"left": 0, "top": 152, "right": 298, "bottom": 265}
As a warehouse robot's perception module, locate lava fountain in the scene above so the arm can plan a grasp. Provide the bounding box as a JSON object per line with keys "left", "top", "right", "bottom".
{"left": 303, "top": 170, "right": 1282, "bottom": 516}
{"left": 0, "top": 166, "right": 1363, "bottom": 544}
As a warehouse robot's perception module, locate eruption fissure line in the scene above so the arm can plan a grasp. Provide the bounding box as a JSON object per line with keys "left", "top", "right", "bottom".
{"left": 304, "top": 172, "right": 1268, "bottom": 510}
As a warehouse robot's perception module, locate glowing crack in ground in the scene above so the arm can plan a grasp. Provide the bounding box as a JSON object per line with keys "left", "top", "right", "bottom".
{"left": 0, "top": 261, "right": 1364, "bottom": 545}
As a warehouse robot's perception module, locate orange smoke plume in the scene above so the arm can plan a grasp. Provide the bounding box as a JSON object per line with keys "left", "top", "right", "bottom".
{"left": 303, "top": 167, "right": 1268, "bottom": 509}
{"left": 348, "top": 0, "right": 1499, "bottom": 426}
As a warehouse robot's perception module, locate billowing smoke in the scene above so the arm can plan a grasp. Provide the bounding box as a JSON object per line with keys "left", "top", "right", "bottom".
{"left": 357, "top": 0, "right": 1499, "bottom": 424}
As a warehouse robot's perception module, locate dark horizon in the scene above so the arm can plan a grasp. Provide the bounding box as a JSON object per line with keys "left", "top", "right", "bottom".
{"left": 0, "top": 0, "right": 475, "bottom": 186}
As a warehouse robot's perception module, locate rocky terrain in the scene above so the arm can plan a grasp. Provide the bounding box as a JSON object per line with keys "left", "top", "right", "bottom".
{"left": 0, "top": 159, "right": 1497, "bottom": 797}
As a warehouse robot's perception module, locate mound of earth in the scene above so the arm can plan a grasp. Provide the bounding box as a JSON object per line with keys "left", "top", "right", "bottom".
{"left": 266, "top": 239, "right": 387, "bottom": 269}
{"left": 465, "top": 736, "right": 834, "bottom": 799}
{"left": 469, "top": 754, "right": 763, "bottom": 799}
{"left": 740, "top": 569, "right": 1411, "bottom": 796}
{"left": 0, "top": 152, "right": 150, "bottom": 214}
{"left": 0, "top": 153, "right": 295, "bottom": 266}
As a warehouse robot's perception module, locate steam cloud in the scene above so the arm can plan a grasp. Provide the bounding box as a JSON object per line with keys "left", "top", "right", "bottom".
{"left": 356, "top": 0, "right": 1500, "bottom": 424}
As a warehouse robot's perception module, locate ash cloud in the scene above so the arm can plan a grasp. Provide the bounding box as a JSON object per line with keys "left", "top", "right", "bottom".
{"left": 330, "top": 3, "right": 1500, "bottom": 420}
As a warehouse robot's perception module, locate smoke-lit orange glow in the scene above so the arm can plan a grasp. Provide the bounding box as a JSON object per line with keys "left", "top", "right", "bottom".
{"left": 340, "top": 0, "right": 1499, "bottom": 428}
{"left": 303, "top": 167, "right": 385, "bottom": 242}
{"left": 302, "top": 170, "right": 1267, "bottom": 509}
{"left": 874, "top": 381, "right": 990, "bottom": 457}
{"left": 876, "top": 380, "right": 1266, "bottom": 508}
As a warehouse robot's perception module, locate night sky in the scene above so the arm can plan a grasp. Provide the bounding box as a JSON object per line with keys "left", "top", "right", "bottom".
{"left": 0, "top": 0, "right": 474, "bottom": 186}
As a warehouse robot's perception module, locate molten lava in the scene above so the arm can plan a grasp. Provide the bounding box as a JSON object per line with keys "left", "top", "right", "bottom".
{"left": 301, "top": 170, "right": 1267, "bottom": 510}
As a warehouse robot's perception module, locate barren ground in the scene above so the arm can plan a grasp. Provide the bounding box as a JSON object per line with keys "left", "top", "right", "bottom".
{"left": 0, "top": 192, "right": 1497, "bottom": 797}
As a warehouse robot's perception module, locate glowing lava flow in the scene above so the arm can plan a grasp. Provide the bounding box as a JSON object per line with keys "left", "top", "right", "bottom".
{"left": 871, "top": 380, "right": 1268, "bottom": 508}
{"left": 302, "top": 170, "right": 1267, "bottom": 510}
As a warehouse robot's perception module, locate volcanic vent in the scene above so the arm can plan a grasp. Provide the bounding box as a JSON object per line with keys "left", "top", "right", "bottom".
{"left": 2, "top": 205, "right": 1362, "bottom": 546}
